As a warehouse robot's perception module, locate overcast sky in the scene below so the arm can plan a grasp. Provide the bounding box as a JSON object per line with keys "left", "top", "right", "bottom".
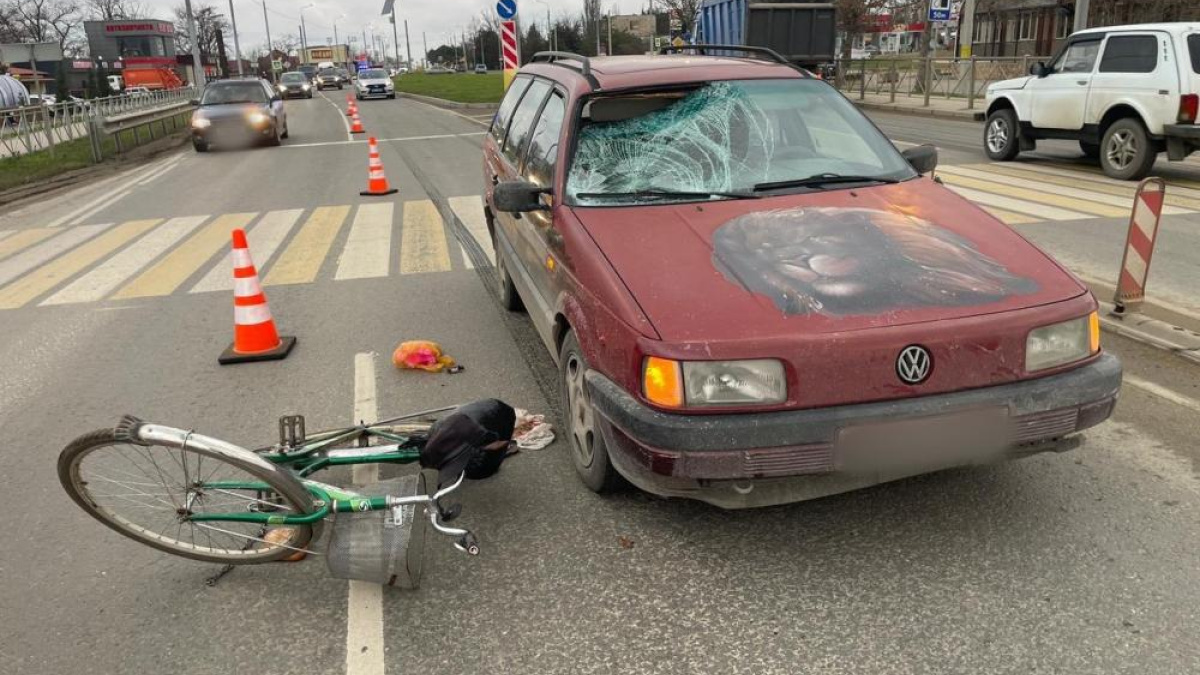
{"left": 139, "top": 0, "right": 650, "bottom": 55}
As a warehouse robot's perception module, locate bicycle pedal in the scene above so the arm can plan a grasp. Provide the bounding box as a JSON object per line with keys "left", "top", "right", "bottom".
{"left": 278, "top": 415, "right": 306, "bottom": 448}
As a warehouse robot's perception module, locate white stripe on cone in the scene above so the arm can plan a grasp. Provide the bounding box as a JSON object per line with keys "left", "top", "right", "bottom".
{"left": 234, "top": 276, "right": 263, "bottom": 297}
{"left": 235, "top": 303, "right": 273, "bottom": 325}
{"left": 232, "top": 248, "right": 255, "bottom": 268}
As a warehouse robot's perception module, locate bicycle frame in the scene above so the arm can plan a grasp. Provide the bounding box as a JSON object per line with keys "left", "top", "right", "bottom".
{"left": 128, "top": 415, "right": 479, "bottom": 554}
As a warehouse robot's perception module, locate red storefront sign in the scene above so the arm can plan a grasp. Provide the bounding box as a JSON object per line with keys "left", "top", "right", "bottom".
{"left": 104, "top": 22, "right": 174, "bottom": 34}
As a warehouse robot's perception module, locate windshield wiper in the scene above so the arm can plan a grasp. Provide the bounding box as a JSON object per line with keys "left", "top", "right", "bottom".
{"left": 752, "top": 173, "right": 901, "bottom": 192}
{"left": 575, "top": 189, "right": 760, "bottom": 202}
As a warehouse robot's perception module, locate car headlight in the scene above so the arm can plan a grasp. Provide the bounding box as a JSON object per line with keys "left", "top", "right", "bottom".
{"left": 643, "top": 357, "right": 786, "bottom": 407}
{"left": 191, "top": 116, "right": 210, "bottom": 129}
{"left": 277, "top": 84, "right": 286, "bottom": 92}
{"left": 247, "top": 111, "right": 269, "bottom": 126}
{"left": 1025, "top": 312, "right": 1099, "bottom": 372}
{"left": 302, "top": 84, "right": 310, "bottom": 90}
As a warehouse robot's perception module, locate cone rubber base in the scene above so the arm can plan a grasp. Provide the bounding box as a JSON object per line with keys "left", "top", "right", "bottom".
{"left": 351, "top": 129, "right": 365, "bottom": 134}
{"left": 218, "top": 335, "right": 297, "bottom": 365}
{"left": 360, "top": 187, "right": 398, "bottom": 196}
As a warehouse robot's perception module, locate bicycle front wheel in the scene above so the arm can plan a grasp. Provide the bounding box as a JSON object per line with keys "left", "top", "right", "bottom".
{"left": 60, "top": 427, "right": 317, "bottom": 564}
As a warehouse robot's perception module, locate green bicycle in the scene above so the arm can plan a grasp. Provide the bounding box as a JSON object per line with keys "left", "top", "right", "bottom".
{"left": 58, "top": 408, "right": 480, "bottom": 577}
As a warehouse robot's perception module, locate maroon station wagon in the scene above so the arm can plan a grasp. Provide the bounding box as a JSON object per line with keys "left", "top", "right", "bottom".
{"left": 482, "top": 50, "right": 1122, "bottom": 509}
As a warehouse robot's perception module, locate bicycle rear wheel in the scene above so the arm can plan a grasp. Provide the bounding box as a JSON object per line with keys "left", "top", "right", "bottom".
{"left": 60, "top": 428, "right": 317, "bottom": 564}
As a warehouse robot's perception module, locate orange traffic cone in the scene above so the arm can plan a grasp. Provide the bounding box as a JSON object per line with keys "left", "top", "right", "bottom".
{"left": 360, "top": 137, "right": 398, "bottom": 196}
{"left": 350, "top": 110, "right": 365, "bottom": 134}
{"left": 346, "top": 95, "right": 355, "bottom": 116}
{"left": 218, "top": 229, "right": 296, "bottom": 365}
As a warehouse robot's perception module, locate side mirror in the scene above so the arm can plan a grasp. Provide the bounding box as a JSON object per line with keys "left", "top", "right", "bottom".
{"left": 902, "top": 144, "right": 938, "bottom": 175}
{"left": 1030, "top": 62, "right": 1047, "bottom": 77}
{"left": 493, "top": 179, "right": 550, "bottom": 213}
{"left": 188, "top": 98, "right": 200, "bottom": 106}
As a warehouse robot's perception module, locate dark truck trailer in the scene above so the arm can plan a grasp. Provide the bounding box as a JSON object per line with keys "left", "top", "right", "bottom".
{"left": 693, "top": 0, "right": 836, "bottom": 69}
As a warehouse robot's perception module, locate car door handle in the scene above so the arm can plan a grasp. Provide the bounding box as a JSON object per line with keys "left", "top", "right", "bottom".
{"left": 1076, "top": 80, "right": 1088, "bottom": 86}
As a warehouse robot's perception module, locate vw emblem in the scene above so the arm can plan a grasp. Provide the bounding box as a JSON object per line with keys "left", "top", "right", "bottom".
{"left": 896, "top": 345, "right": 932, "bottom": 384}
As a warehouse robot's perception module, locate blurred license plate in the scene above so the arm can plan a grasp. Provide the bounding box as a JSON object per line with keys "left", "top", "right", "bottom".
{"left": 369, "top": 86, "right": 383, "bottom": 92}
{"left": 837, "top": 408, "right": 1011, "bottom": 473}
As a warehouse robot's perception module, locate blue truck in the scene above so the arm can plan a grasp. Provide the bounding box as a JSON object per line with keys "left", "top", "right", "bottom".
{"left": 692, "top": 0, "right": 837, "bottom": 70}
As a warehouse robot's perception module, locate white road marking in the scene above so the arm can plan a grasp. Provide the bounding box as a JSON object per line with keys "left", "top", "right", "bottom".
{"left": 403, "top": 96, "right": 494, "bottom": 128}
{"left": 0, "top": 231, "right": 12, "bottom": 241}
{"left": 320, "top": 90, "right": 354, "bottom": 142}
{"left": 190, "top": 209, "right": 303, "bottom": 293}
{"left": 41, "top": 155, "right": 182, "bottom": 227}
{"left": 347, "top": 352, "right": 385, "bottom": 675}
{"left": 937, "top": 165, "right": 1190, "bottom": 215}
{"left": 336, "top": 203, "right": 394, "bottom": 280}
{"left": 998, "top": 162, "right": 1200, "bottom": 200}
{"left": 280, "top": 131, "right": 485, "bottom": 149}
{"left": 944, "top": 185, "right": 1090, "bottom": 221}
{"left": 1124, "top": 375, "right": 1200, "bottom": 414}
{"left": 42, "top": 215, "right": 207, "bottom": 305}
{"left": 448, "top": 195, "right": 494, "bottom": 267}
{"left": 0, "top": 223, "right": 111, "bottom": 287}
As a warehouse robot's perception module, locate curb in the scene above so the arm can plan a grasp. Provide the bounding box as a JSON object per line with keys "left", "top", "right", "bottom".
{"left": 396, "top": 92, "right": 498, "bottom": 110}
{"left": 1097, "top": 301, "right": 1200, "bottom": 366}
{"left": 849, "top": 99, "right": 980, "bottom": 121}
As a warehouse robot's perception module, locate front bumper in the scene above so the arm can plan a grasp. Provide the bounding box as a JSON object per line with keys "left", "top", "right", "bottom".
{"left": 588, "top": 353, "right": 1122, "bottom": 509}
{"left": 192, "top": 120, "right": 275, "bottom": 146}
{"left": 357, "top": 87, "right": 393, "bottom": 98}
{"left": 1164, "top": 124, "right": 1200, "bottom": 161}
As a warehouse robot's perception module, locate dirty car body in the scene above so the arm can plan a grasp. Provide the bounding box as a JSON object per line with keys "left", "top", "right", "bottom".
{"left": 483, "top": 53, "right": 1122, "bottom": 509}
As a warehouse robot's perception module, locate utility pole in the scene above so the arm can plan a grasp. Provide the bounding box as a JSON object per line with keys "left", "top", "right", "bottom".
{"left": 261, "top": 0, "right": 273, "bottom": 82}
{"left": 228, "top": 0, "right": 244, "bottom": 76}
{"left": 405, "top": 20, "right": 412, "bottom": 66}
{"left": 1073, "top": 0, "right": 1090, "bottom": 32}
{"left": 300, "top": 22, "right": 307, "bottom": 65}
{"left": 363, "top": 28, "right": 369, "bottom": 62}
{"left": 184, "top": 0, "right": 206, "bottom": 87}
{"left": 391, "top": 6, "right": 401, "bottom": 69}
{"left": 422, "top": 31, "right": 428, "bottom": 67}
{"left": 607, "top": 10, "right": 612, "bottom": 55}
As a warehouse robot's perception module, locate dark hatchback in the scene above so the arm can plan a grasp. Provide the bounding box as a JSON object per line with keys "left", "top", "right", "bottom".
{"left": 277, "top": 71, "right": 313, "bottom": 99}
{"left": 316, "top": 68, "right": 342, "bottom": 90}
{"left": 190, "top": 79, "right": 288, "bottom": 152}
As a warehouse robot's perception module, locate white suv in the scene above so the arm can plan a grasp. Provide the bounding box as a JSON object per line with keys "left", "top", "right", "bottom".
{"left": 981, "top": 22, "right": 1200, "bottom": 180}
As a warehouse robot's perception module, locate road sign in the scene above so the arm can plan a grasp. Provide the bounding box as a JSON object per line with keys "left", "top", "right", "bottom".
{"left": 672, "top": 36, "right": 685, "bottom": 48}
{"left": 928, "top": 0, "right": 951, "bottom": 22}
{"left": 1114, "top": 178, "right": 1167, "bottom": 313}
{"left": 496, "top": 0, "right": 516, "bottom": 20}
{"left": 271, "top": 59, "right": 282, "bottom": 71}
{"left": 501, "top": 19, "right": 520, "bottom": 89}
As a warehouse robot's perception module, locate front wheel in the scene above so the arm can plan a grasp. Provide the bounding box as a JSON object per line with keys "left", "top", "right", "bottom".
{"left": 193, "top": 139, "right": 208, "bottom": 153}
{"left": 493, "top": 227, "right": 524, "bottom": 312}
{"left": 59, "top": 428, "right": 316, "bottom": 564}
{"left": 1100, "top": 118, "right": 1156, "bottom": 180}
{"left": 984, "top": 108, "right": 1020, "bottom": 161}
{"left": 560, "top": 331, "right": 626, "bottom": 493}
{"left": 388, "top": 93, "right": 396, "bottom": 99}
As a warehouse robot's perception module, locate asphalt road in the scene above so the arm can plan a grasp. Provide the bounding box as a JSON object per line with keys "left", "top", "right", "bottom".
{"left": 0, "top": 90, "right": 1198, "bottom": 675}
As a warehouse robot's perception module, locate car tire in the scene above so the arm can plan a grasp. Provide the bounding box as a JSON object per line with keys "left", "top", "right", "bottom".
{"left": 984, "top": 108, "right": 1020, "bottom": 161}
{"left": 388, "top": 93, "right": 396, "bottom": 99}
{"left": 559, "top": 330, "right": 626, "bottom": 494}
{"left": 192, "top": 140, "right": 208, "bottom": 153}
{"left": 1100, "top": 118, "right": 1156, "bottom": 181}
{"left": 306, "top": 93, "right": 312, "bottom": 99}
{"left": 356, "top": 93, "right": 363, "bottom": 101}
{"left": 281, "top": 124, "right": 289, "bottom": 139}
{"left": 267, "top": 125, "right": 281, "bottom": 147}
{"left": 1079, "top": 140, "right": 1100, "bottom": 159}
{"left": 492, "top": 227, "right": 524, "bottom": 312}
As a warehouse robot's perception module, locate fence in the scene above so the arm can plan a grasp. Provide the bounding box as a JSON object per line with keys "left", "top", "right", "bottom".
{"left": 0, "top": 87, "right": 197, "bottom": 162}
{"left": 834, "top": 56, "right": 1051, "bottom": 109}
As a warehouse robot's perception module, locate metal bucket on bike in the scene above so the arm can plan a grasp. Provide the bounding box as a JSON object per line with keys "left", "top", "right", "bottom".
{"left": 325, "top": 472, "right": 429, "bottom": 588}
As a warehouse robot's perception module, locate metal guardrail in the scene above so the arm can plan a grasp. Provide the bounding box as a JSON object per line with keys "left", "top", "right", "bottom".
{"left": 1, "top": 87, "right": 198, "bottom": 161}
{"left": 834, "top": 56, "right": 1050, "bottom": 109}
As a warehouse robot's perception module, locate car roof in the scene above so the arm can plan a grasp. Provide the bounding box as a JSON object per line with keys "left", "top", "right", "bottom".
{"left": 519, "top": 54, "right": 806, "bottom": 96}
{"left": 1074, "top": 22, "right": 1200, "bottom": 37}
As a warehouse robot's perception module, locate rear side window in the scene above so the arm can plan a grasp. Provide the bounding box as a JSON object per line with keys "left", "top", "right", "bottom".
{"left": 490, "top": 76, "right": 532, "bottom": 143}
{"left": 502, "top": 80, "right": 551, "bottom": 164}
{"left": 522, "top": 93, "right": 566, "bottom": 187}
{"left": 1190, "top": 34, "right": 1200, "bottom": 73}
{"left": 1099, "top": 35, "right": 1158, "bottom": 73}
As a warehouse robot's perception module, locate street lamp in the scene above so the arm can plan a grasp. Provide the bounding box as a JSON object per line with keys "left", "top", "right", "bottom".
{"left": 333, "top": 13, "right": 345, "bottom": 51}
{"left": 535, "top": 0, "right": 553, "bottom": 52}
{"left": 299, "top": 2, "right": 315, "bottom": 66}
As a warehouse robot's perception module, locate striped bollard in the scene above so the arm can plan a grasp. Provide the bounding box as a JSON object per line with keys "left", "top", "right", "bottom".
{"left": 1113, "top": 177, "right": 1166, "bottom": 314}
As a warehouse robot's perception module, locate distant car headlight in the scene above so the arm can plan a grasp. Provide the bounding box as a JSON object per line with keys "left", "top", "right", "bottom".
{"left": 247, "top": 111, "right": 269, "bottom": 126}
{"left": 643, "top": 357, "right": 787, "bottom": 407}
{"left": 1025, "top": 312, "right": 1099, "bottom": 372}
{"left": 191, "top": 116, "right": 210, "bottom": 129}
{"left": 277, "top": 84, "right": 286, "bottom": 92}
{"left": 301, "top": 84, "right": 311, "bottom": 90}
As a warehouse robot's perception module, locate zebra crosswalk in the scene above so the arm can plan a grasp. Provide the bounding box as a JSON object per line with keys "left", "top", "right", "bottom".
{"left": 0, "top": 197, "right": 492, "bottom": 312}
{"left": 938, "top": 161, "right": 1200, "bottom": 225}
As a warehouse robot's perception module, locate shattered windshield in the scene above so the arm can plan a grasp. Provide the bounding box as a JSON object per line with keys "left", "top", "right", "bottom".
{"left": 567, "top": 79, "right": 915, "bottom": 205}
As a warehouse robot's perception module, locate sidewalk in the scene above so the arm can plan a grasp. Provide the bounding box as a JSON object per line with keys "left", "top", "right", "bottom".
{"left": 840, "top": 90, "right": 982, "bottom": 121}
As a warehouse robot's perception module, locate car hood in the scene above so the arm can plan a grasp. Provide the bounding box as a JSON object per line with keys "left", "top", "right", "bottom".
{"left": 358, "top": 78, "right": 391, "bottom": 86}
{"left": 197, "top": 103, "right": 269, "bottom": 119}
{"left": 281, "top": 81, "right": 307, "bottom": 87}
{"left": 571, "top": 178, "right": 1085, "bottom": 342}
{"left": 989, "top": 76, "right": 1031, "bottom": 92}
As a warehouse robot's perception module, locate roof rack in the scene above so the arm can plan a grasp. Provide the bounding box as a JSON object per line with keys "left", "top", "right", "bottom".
{"left": 659, "top": 44, "right": 797, "bottom": 67}
{"left": 529, "top": 51, "right": 592, "bottom": 77}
